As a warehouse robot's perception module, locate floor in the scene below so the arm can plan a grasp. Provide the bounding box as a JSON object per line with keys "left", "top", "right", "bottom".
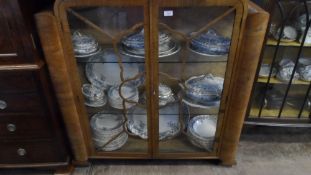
{"left": 1, "top": 126, "right": 311, "bottom": 175}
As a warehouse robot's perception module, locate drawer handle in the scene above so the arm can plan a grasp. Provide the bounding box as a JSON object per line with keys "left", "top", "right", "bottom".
{"left": 17, "top": 148, "right": 27, "bottom": 156}
{"left": 7, "top": 124, "right": 16, "bottom": 132}
{"left": 0, "top": 53, "right": 18, "bottom": 57}
{"left": 0, "top": 100, "right": 7, "bottom": 110}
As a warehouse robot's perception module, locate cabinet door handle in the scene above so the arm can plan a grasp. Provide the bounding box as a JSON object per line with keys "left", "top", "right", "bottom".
{"left": 7, "top": 123, "right": 16, "bottom": 132}
{"left": 0, "top": 100, "right": 7, "bottom": 110}
{"left": 17, "top": 148, "right": 27, "bottom": 156}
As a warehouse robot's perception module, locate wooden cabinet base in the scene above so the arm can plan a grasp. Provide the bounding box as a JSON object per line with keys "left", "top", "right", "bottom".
{"left": 54, "top": 164, "right": 74, "bottom": 175}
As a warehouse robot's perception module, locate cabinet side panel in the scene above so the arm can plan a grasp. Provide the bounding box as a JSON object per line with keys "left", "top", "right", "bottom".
{"left": 35, "top": 11, "right": 89, "bottom": 163}
{"left": 219, "top": 4, "right": 269, "bottom": 165}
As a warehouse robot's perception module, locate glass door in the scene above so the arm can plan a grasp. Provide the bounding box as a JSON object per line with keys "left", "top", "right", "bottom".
{"left": 152, "top": 1, "right": 240, "bottom": 156}
{"left": 62, "top": 2, "right": 152, "bottom": 157}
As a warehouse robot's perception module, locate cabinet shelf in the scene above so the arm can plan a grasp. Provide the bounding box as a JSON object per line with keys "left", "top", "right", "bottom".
{"left": 266, "top": 38, "right": 311, "bottom": 47}
{"left": 249, "top": 107, "right": 310, "bottom": 119}
{"left": 257, "top": 77, "right": 310, "bottom": 85}
{"left": 75, "top": 47, "right": 228, "bottom": 64}
{"left": 94, "top": 136, "right": 148, "bottom": 153}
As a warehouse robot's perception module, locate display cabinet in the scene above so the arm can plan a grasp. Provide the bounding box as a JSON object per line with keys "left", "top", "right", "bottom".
{"left": 36, "top": 0, "right": 268, "bottom": 165}
{"left": 246, "top": 0, "right": 311, "bottom": 127}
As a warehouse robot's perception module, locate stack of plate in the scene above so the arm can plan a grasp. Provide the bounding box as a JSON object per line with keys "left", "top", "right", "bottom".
{"left": 187, "top": 115, "right": 217, "bottom": 151}
{"left": 127, "top": 103, "right": 186, "bottom": 140}
{"left": 90, "top": 113, "right": 128, "bottom": 151}
{"left": 120, "top": 29, "right": 180, "bottom": 58}
{"left": 71, "top": 31, "right": 101, "bottom": 58}
{"left": 189, "top": 29, "right": 231, "bottom": 56}
{"left": 108, "top": 85, "right": 139, "bottom": 109}
{"left": 181, "top": 74, "right": 224, "bottom": 108}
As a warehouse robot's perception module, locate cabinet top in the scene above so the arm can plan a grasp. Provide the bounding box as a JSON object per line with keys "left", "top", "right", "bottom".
{"left": 54, "top": 0, "right": 248, "bottom": 8}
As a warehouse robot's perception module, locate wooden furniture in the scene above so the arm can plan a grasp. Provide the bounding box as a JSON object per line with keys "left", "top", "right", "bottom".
{"left": 36, "top": 0, "right": 268, "bottom": 166}
{"left": 246, "top": 0, "right": 311, "bottom": 127}
{"left": 0, "top": 0, "right": 69, "bottom": 169}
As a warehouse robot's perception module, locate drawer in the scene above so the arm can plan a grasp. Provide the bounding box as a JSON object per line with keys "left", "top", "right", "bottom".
{"left": 0, "top": 71, "right": 37, "bottom": 93}
{"left": 0, "top": 114, "right": 52, "bottom": 139}
{"left": 0, "top": 140, "right": 68, "bottom": 164}
{"left": 0, "top": 93, "right": 44, "bottom": 114}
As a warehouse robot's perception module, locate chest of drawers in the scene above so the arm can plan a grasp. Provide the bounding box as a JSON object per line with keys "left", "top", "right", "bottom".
{"left": 0, "top": 0, "right": 69, "bottom": 169}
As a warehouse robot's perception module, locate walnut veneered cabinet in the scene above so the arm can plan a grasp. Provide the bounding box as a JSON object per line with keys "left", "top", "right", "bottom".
{"left": 36, "top": 0, "right": 268, "bottom": 165}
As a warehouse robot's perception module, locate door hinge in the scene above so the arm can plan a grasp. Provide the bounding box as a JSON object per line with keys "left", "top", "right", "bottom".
{"left": 30, "top": 34, "right": 37, "bottom": 49}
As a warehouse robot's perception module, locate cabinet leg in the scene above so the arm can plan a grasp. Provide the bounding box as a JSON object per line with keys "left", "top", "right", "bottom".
{"left": 219, "top": 159, "right": 237, "bottom": 167}
{"left": 54, "top": 164, "right": 75, "bottom": 175}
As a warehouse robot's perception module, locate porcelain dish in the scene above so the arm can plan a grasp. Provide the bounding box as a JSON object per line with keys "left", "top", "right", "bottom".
{"left": 273, "top": 26, "right": 297, "bottom": 42}
{"left": 81, "top": 84, "right": 107, "bottom": 107}
{"left": 85, "top": 50, "right": 144, "bottom": 89}
{"left": 297, "top": 58, "right": 311, "bottom": 81}
{"left": 108, "top": 85, "right": 139, "bottom": 109}
{"left": 259, "top": 64, "right": 277, "bottom": 78}
{"left": 276, "top": 59, "right": 299, "bottom": 82}
{"left": 296, "top": 14, "right": 311, "bottom": 44}
{"left": 120, "top": 29, "right": 180, "bottom": 58}
{"left": 189, "top": 29, "right": 231, "bottom": 56}
{"left": 181, "top": 74, "right": 224, "bottom": 106}
{"left": 187, "top": 115, "right": 217, "bottom": 151}
{"left": 127, "top": 103, "right": 188, "bottom": 140}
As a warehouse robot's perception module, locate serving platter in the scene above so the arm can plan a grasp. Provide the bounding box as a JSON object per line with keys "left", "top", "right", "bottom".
{"left": 127, "top": 103, "right": 188, "bottom": 140}
{"left": 85, "top": 50, "right": 144, "bottom": 89}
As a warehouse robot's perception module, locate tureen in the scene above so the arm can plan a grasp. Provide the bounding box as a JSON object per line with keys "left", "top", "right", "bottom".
{"left": 71, "top": 31, "right": 100, "bottom": 56}
{"left": 182, "top": 74, "right": 224, "bottom": 104}
{"left": 189, "top": 29, "right": 231, "bottom": 56}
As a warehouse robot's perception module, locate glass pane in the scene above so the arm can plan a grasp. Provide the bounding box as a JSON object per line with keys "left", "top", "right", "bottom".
{"left": 67, "top": 6, "right": 149, "bottom": 153}
{"left": 157, "top": 7, "right": 235, "bottom": 153}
